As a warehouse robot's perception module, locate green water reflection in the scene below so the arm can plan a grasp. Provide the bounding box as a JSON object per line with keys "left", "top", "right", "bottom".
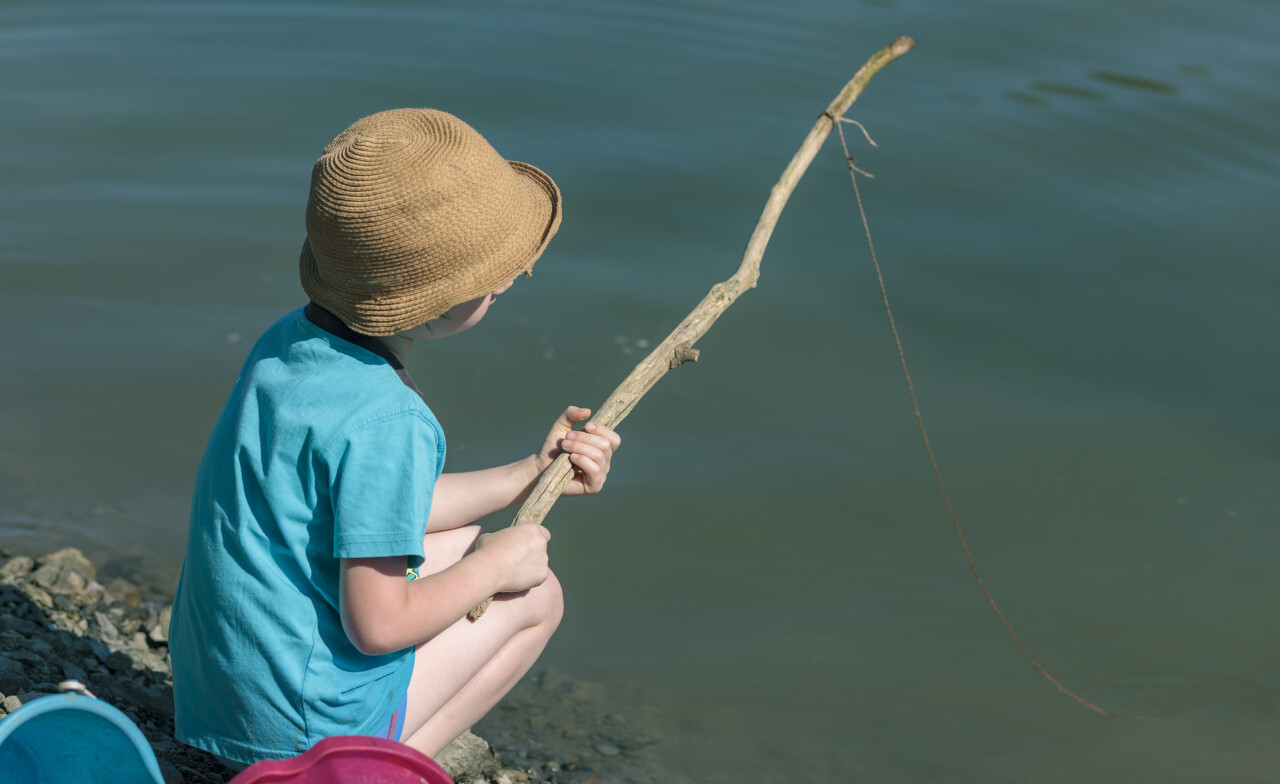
{"left": 2, "top": 0, "right": 1277, "bottom": 781}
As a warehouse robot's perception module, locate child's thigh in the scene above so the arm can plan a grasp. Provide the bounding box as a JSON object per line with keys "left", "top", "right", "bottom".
{"left": 401, "top": 570, "right": 563, "bottom": 731}
{"left": 418, "top": 525, "right": 484, "bottom": 576}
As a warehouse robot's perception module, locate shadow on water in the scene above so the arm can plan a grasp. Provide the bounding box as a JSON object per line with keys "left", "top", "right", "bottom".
{"left": 999, "top": 65, "right": 1187, "bottom": 108}
{"left": 1088, "top": 71, "right": 1180, "bottom": 94}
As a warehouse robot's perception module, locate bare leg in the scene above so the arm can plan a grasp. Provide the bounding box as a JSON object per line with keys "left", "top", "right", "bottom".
{"left": 398, "top": 525, "right": 564, "bottom": 758}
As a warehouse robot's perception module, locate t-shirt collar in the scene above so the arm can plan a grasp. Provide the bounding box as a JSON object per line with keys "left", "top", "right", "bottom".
{"left": 304, "top": 302, "right": 424, "bottom": 399}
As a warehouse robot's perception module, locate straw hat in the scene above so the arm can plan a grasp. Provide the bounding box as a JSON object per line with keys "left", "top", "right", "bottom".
{"left": 299, "top": 108, "right": 562, "bottom": 336}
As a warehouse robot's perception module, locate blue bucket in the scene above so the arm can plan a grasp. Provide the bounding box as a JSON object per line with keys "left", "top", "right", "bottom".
{"left": 0, "top": 689, "right": 165, "bottom": 784}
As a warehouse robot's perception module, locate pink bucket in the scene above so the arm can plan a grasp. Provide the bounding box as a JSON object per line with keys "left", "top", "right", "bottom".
{"left": 229, "top": 736, "right": 454, "bottom": 784}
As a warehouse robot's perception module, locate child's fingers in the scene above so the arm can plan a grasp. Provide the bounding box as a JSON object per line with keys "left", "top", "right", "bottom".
{"left": 560, "top": 434, "right": 612, "bottom": 468}
{"left": 555, "top": 406, "right": 591, "bottom": 429}
{"left": 567, "top": 453, "right": 605, "bottom": 492}
{"left": 583, "top": 421, "right": 621, "bottom": 449}
{"left": 562, "top": 428, "right": 618, "bottom": 453}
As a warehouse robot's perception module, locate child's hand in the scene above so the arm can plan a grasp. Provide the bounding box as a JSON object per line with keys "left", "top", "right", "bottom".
{"left": 536, "top": 406, "right": 622, "bottom": 496}
{"left": 473, "top": 523, "right": 552, "bottom": 594}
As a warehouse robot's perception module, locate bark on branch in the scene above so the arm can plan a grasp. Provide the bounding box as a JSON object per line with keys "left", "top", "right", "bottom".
{"left": 470, "top": 36, "right": 914, "bottom": 619}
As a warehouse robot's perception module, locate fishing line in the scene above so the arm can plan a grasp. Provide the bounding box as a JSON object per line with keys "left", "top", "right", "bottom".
{"left": 834, "top": 117, "right": 1111, "bottom": 718}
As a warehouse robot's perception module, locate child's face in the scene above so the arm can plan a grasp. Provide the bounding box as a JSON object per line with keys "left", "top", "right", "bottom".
{"left": 401, "top": 279, "right": 515, "bottom": 340}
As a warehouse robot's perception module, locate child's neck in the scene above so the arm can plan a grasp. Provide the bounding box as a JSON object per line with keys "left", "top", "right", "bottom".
{"left": 372, "top": 334, "right": 413, "bottom": 365}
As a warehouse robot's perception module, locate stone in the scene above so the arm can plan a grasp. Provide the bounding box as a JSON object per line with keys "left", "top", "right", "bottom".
{"left": 436, "top": 730, "right": 498, "bottom": 781}
{"left": 0, "top": 556, "right": 34, "bottom": 580}
{"left": 35, "top": 547, "right": 96, "bottom": 580}
{"left": 86, "top": 638, "right": 111, "bottom": 663}
{"left": 7, "top": 544, "right": 610, "bottom": 784}
{"left": 150, "top": 737, "right": 176, "bottom": 754}
{"left": 106, "top": 577, "right": 143, "bottom": 606}
{"left": 159, "top": 604, "right": 171, "bottom": 631}
{"left": 31, "top": 550, "right": 95, "bottom": 596}
{"left": 105, "top": 650, "right": 134, "bottom": 673}
{"left": 0, "top": 654, "right": 27, "bottom": 695}
{"left": 22, "top": 584, "right": 54, "bottom": 608}
{"left": 5, "top": 649, "right": 43, "bottom": 667}
{"left": 62, "top": 660, "right": 88, "bottom": 682}
{"left": 94, "top": 611, "right": 121, "bottom": 643}
{"left": 157, "top": 758, "right": 184, "bottom": 784}
{"left": 0, "top": 614, "right": 40, "bottom": 636}
{"left": 25, "top": 636, "right": 54, "bottom": 658}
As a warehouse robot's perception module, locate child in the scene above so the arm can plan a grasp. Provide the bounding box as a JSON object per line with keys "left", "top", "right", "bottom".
{"left": 169, "top": 108, "right": 621, "bottom": 768}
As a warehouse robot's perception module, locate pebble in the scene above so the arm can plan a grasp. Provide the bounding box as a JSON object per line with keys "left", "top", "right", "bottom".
{"left": 0, "top": 544, "right": 605, "bottom": 783}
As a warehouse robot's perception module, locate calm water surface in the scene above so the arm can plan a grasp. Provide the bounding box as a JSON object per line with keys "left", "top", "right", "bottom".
{"left": 3, "top": 1, "right": 1278, "bottom": 781}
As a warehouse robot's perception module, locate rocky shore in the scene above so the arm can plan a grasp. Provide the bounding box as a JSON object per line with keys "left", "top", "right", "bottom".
{"left": 0, "top": 545, "right": 661, "bottom": 784}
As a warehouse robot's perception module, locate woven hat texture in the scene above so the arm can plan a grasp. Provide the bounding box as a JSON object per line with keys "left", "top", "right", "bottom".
{"left": 300, "top": 108, "right": 561, "bottom": 335}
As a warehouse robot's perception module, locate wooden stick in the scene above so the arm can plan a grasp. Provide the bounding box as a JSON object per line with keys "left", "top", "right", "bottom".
{"left": 470, "top": 36, "right": 915, "bottom": 620}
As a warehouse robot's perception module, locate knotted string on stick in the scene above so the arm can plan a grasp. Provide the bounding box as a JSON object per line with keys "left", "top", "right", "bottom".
{"left": 834, "top": 103, "right": 1111, "bottom": 718}
{"left": 468, "top": 35, "right": 917, "bottom": 620}
{"left": 470, "top": 35, "right": 1111, "bottom": 719}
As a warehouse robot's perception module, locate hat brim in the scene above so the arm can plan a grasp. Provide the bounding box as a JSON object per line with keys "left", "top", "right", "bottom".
{"left": 300, "top": 158, "right": 562, "bottom": 337}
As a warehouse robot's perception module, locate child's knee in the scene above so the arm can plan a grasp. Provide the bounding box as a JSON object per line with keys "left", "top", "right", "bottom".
{"left": 537, "top": 569, "right": 565, "bottom": 631}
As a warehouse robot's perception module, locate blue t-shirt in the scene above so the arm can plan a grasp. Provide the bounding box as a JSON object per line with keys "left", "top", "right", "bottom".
{"left": 169, "top": 307, "right": 445, "bottom": 763}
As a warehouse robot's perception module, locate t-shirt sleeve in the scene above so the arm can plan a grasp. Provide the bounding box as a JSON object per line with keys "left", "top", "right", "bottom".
{"left": 330, "top": 408, "right": 442, "bottom": 566}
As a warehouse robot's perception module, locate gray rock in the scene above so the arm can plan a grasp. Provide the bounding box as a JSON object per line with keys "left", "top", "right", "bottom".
{"left": 31, "top": 550, "right": 96, "bottom": 596}
{"left": 0, "top": 556, "right": 34, "bottom": 580}
{"left": 93, "top": 610, "right": 120, "bottom": 642}
{"left": 5, "top": 649, "right": 44, "bottom": 667}
{"left": 103, "top": 681, "right": 174, "bottom": 720}
{"left": 6, "top": 544, "right": 604, "bottom": 784}
{"left": 106, "top": 577, "right": 143, "bottom": 606}
{"left": 105, "top": 650, "right": 134, "bottom": 673}
{"left": 47, "top": 631, "right": 74, "bottom": 657}
{"left": 21, "top": 583, "right": 55, "bottom": 609}
{"left": 86, "top": 638, "right": 111, "bottom": 663}
{"left": 157, "top": 758, "right": 184, "bottom": 784}
{"left": 436, "top": 730, "right": 499, "bottom": 781}
{"left": 0, "top": 654, "right": 27, "bottom": 695}
{"left": 149, "top": 605, "right": 172, "bottom": 643}
{"left": 0, "top": 553, "right": 35, "bottom": 579}
{"left": 0, "top": 614, "right": 40, "bottom": 636}
{"left": 62, "top": 660, "right": 88, "bottom": 682}
{"left": 35, "top": 547, "right": 97, "bottom": 581}
{"left": 25, "top": 634, "right": 55, "bottom": 659}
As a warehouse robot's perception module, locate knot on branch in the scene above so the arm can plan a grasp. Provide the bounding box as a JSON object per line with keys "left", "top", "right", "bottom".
{"left": 669, "top": 345, "right": 700, "bottom": 369}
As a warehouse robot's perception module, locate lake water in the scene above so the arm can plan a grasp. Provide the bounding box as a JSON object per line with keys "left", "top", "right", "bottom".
{"left": 3, "top": 0, "right": 1278, "bottom": 781}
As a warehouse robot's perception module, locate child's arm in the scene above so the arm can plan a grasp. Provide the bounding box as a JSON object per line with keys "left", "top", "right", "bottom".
{"left": 339, "top": 523, "right": 551, "bottom": 655}
{"left": 426, "top": 406, "right": 621, "bottom": 532}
